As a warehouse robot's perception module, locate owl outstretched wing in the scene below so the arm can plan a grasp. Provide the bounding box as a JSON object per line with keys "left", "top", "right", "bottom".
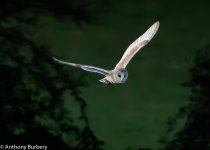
{"left": 53, "top": 57, "right": 110, "bottom": 76}
{"left": 114, "top": 21, "right": 160, "bottom": 69}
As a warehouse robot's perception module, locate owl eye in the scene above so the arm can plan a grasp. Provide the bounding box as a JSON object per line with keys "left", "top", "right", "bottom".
{"left": 118, "top": 74, "right": 121, "bottom": 78}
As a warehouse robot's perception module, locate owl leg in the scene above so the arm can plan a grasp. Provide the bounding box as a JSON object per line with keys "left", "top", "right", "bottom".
{"left": 99, "top": 78, "right": 111, "bottom": 85}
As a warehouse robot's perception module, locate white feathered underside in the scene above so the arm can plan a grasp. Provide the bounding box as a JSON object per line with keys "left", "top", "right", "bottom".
{"left": 114, "top": 21, "right": 160, "bottom": 69}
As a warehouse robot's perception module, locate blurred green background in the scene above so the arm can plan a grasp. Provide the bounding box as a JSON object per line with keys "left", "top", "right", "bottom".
{"left": 1, "top": 0, "right": 210, "bottom": 149}
{"left": 33, "top": 0, "right": 210, "bottom": 149}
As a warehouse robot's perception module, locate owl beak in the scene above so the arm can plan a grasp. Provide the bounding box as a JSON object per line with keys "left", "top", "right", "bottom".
{"left": 99, "top": 78, "right": 111, "bottom": 85}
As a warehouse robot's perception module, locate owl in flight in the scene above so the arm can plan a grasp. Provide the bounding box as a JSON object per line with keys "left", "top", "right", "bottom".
{"left": 53, "top": 21, "right": 160, "bottom": 85}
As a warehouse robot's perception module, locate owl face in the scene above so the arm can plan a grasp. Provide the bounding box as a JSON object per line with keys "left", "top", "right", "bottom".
{"left": 113, "top": 68, "right": 128, "bottom": 83}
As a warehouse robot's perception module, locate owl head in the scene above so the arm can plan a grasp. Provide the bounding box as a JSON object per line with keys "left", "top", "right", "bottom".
{"left": 113, "top": 68, "right": 128, "bottom": 83}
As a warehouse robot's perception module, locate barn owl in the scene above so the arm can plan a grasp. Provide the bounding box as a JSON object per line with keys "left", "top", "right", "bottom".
{"left": 53, "top": 21, "right": 160, "bottom": 85}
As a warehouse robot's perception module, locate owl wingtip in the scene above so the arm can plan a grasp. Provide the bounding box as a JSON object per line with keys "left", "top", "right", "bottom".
{"left": 52, "top": 57, "right": 58, "bottom": 61}
{"left": 155, "top": 21, "right": 160, "bottom": 27}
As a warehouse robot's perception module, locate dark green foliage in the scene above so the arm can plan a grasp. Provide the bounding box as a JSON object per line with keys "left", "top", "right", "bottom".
{"left": 160, "top": 45, "right": 210, "bottom": 150}
{"left": 0, "top": 0, "right": 108, "bottom": 149}
{"left": 0, "top": 0, "right": 112, "bottom": 24}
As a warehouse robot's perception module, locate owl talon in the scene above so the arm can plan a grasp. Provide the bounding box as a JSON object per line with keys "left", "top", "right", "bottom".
{"left": 99, "top": 78, "right": 111, "bottom": 85}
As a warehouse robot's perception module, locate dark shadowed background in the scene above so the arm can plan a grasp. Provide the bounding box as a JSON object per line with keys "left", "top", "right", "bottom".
{"left": 1, "top": 0, "right": 210, "bottom": 149}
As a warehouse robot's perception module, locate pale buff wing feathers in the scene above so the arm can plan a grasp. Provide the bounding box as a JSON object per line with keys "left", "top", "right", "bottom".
{"left": 53, "top": 57, "right": 110, "bottom": 76}
{"left": 114, "top": 21, "right": 160, "bottom": 69}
